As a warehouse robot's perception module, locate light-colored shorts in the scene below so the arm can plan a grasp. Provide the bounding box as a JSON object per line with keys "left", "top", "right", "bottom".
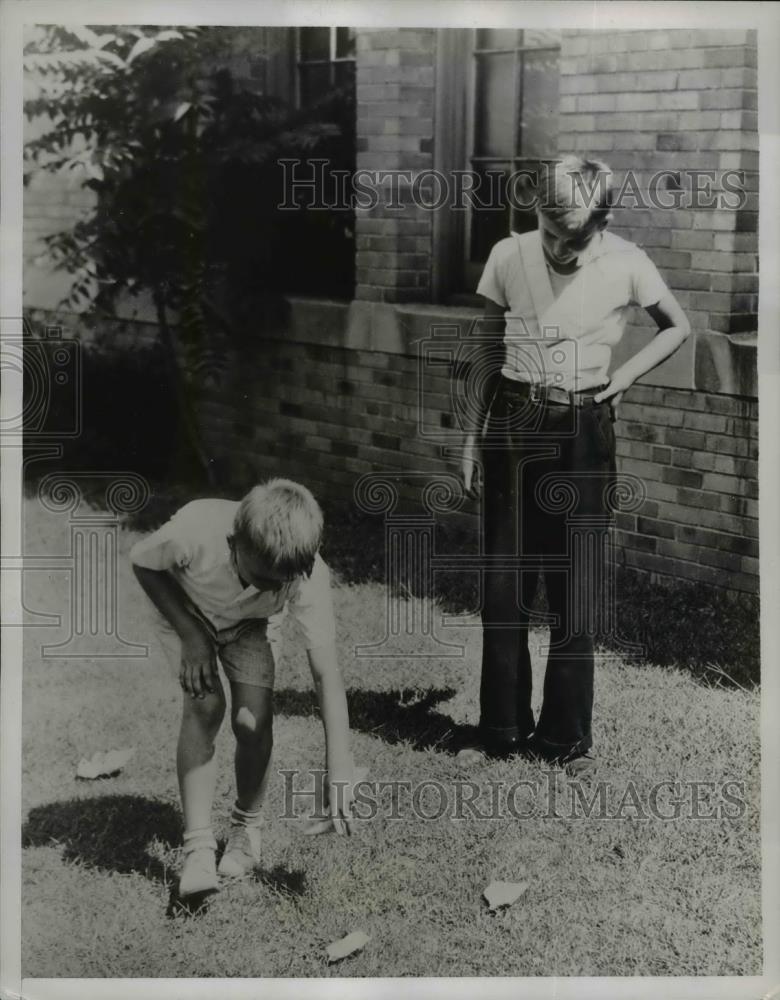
{"left": 154, "top": 613, "right": 277, "bottom": 690}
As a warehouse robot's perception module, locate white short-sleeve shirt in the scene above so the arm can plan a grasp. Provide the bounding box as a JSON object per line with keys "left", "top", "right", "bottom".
{"left": 129, "top": 498, "right": 336, "bottom": 648}
{"left": 476, "top": 230, "right": 670, "bottom": 391}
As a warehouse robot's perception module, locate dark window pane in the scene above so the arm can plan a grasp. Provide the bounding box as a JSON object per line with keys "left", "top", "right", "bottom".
{"left": 476, "top": 29, "right": 519, "bottom": 49}
{"left": 521, "top": 29, "right": 561, "bottom": 49}
{"left": 474, "top": 53, "right": 515, "bottom": 158}
{"left": 336, "top": 26, "right": 356, "bottom": 58}
{"left": 334, "top": 61, "right": 356, "bottom": 89}
{"left": 299, "top": 27, "right": 330, "bottom": 61}
{"left": 299, "top": 63, "right": 332, "bottom": 106}
{"left": 520, "top": 49, "right": 559, "bottom": 159}
{"left": 469, "top": 166, "right": 511, "bottom": 262}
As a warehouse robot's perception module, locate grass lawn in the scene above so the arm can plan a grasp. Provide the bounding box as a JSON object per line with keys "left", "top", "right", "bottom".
{"left": 21, "top": 496, "right": 761, "bottom": 978}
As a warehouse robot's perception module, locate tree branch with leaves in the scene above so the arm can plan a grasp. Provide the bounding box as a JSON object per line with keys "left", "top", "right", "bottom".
{"left": 25, "top": 24, "right": 354, "bottom": 486}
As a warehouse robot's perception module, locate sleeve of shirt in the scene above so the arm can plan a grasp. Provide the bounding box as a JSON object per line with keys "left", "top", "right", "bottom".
{"left": 476, "top": 242, "right": 509, "bottom": 307}
{"left": 286, "top": 553, "right": 336, "bottom": 650}
{"left": 129, "top": 507, "right": 194, "bottom": 571}
{"left": 630, "top": 249, "right": 671, "bottom": 308}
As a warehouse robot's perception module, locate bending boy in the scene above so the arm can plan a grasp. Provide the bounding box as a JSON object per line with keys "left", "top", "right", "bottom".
{"left": 130, "top": 479, "right": 353, "bottom": 896}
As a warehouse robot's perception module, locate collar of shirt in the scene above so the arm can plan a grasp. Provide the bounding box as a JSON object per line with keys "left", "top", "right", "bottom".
{"left": 511, "top": 228, "right": 610, "bottom": 270}
{"left": 573, "top": 230, "right": 610, "bottom": 267}
{"left": 225, "top": 544, "right": 261, "bottom": 605}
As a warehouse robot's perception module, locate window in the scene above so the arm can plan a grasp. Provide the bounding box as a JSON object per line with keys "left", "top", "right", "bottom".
{"left": 277, "top": 28, "right": 356, "bottom": 298}
{"left": 296, "top": 27, "right": 356, "bottom": 107}
{"left": 463, "top": 29, "right": 560, "bottom": 290}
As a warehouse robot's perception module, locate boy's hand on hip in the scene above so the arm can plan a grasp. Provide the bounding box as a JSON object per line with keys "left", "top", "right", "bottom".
{"left": 594, "top": 371, "right": 632, "bottom": 410}
{"left": 180, "top": 628, "right": 218, "bottom": 699}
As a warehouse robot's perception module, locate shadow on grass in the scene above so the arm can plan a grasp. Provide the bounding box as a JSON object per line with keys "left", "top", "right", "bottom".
{"left": 256, "top": 864, "right": 307, "bottom": 897}
{"left": 23, "top": 793, "right": 310, "bottom": 919}
{"left": 23, "top": 794, "right": 181, "bottom": 882}
{"left": 276, "top": 686, "right": 465, "bottom": 752}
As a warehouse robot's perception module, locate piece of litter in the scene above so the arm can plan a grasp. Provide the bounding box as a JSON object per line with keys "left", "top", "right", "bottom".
{"left": 302, "top": 816, "right": 335, "bottom": 836}
{"left": 483, "top": 880, "right": 528, "bottom": 911}
{"left": 76, "top": 748, "right": 135, "bottom": 780}
{"left": 326, "top": 930, "right": 370, "bottom": 964}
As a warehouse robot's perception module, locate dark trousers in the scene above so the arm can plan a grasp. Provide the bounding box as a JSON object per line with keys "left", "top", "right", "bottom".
{"left": 479, "top": 377, "right": 617, "bottom": 758}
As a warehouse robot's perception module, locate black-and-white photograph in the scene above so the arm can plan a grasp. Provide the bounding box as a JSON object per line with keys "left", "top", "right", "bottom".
{"left": 2, "top": 1, "right": 778, "bottom": 996}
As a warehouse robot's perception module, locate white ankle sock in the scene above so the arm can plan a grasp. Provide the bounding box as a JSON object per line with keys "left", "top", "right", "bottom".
{"left": 182, "top": 826, "right": 217, "bottom": 853}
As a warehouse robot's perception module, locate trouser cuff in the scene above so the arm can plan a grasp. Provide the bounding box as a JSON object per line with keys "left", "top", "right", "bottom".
{"left": 532, "top": 733, "right": 592, "bottom": 761}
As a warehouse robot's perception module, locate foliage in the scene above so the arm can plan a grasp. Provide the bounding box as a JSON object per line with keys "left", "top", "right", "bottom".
{"left": 24, "top": 25, "right": 355, "bottom": 482}
{"left": 23, "top": 331, "right": 183, "bottom": 488}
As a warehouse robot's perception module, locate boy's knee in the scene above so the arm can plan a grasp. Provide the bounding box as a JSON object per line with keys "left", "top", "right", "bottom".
{"left": 232, "top": 703, "right": 273, "bottom": 747}
{"left": 184, "top": 690, "right": 226, "bottom": 731}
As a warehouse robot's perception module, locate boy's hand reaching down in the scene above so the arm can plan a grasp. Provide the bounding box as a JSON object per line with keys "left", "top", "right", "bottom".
{"left": 180, "top": 627, "right": 219, "bottom": 699}
{"left": 327, "top": 761, "right": 358, "bottom": 835}
{"left": 304, "top": 764, "right": 368, "bottom": 837}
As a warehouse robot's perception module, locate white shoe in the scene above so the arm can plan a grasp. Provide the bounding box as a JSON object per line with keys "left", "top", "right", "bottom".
{"left": 217, "top": 824, "right": 262, "bottom": 878}
{"left": 179, "top": 845, "right": 218, "bottom": 896}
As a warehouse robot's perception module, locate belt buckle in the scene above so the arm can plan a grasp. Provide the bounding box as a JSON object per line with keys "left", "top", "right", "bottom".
{"left": 529, "top": 382, "right": 545, "bottom": 404}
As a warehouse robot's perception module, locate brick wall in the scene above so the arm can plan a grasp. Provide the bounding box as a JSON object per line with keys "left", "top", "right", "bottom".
{"left": 188, "top": 299, "right": 759, "bottom": 597}
{"left": 613, "top": 386, "right": 758, "bottom": 593}
{"left": 354, "top": 29, "right": 436, "bottom": 303}
{"left": 559, "top": 29, "right": 758, "bottom": 347}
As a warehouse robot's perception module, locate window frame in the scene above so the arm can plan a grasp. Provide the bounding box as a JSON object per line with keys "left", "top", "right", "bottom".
{"left": 295, "top": 27, "right": 356, "bottom": 107}
{"left": 446, "top": 29, "right": 561, "bottom": 298}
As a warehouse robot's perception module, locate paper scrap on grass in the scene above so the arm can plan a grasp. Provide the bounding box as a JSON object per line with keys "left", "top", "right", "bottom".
{"left": 326, "top": 930, "right": 370, "bottom": 964}
{"left": 483, "top": 880, "right": 528, "bottom": 911}
{"left": 76, "top": 748, "right": 135, "bottom": 779}
{"left": 302, "top": 766, "right": 369, "bottom": 835}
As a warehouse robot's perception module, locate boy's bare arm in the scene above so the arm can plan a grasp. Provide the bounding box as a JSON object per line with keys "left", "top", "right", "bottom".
{"left": 595, "top": 292, "right": 691, "bottom": 407}
{"left": 461, "top": 296, "right": 506, "bottom": 497}
{"left": 132, "top": 565, "right": 218, "bottom": 699}
{"left": 307, "top": 642, "right": 354, "bottom": 834}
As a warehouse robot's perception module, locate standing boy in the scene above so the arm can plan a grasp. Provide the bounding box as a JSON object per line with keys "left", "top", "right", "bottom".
{"left": 130, "top": 479, "right": 354, "bottom": 896}
{"left": 460, "top": 156, "right": 691, "bottom": 772}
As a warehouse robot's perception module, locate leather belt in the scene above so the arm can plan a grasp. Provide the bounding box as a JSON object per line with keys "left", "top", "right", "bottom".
{"left": 500, "top": 378, "right": 609, "bottom": 408}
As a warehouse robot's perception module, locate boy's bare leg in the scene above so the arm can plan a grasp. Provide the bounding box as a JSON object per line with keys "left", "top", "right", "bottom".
{"left": 177, "top": 684, "right": 227, "bottom": 831}
{"left": 230, "top": 681, "right": 274, "bottom": 811}
{"left": 175, "top": 683, "right": 226, "bottom": 895}
{"left": 218, "top": 681, "right": 273, "bottom": 877}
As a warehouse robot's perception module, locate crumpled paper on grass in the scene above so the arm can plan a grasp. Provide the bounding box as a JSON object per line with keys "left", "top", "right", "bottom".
{"left": 483, "top": 880, "right": 528, "bottom": 911}
{"left": 326, "top": 930, "right": 370, "bottom": 964}
{"left": 76, "top": 748, "right": 135, "bottom": 779}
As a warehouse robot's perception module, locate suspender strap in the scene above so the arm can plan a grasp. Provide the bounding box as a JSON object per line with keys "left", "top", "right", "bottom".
{"left": 512, "top": 230, "right": 555, "bottom": 329}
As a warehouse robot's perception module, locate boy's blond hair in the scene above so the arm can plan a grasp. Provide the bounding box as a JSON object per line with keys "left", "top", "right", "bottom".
{"left": 233, "top": 479, "right": 323, "bottom": 577}
{"left": 538, "top": 155, "right": 615, "bottom": 234}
